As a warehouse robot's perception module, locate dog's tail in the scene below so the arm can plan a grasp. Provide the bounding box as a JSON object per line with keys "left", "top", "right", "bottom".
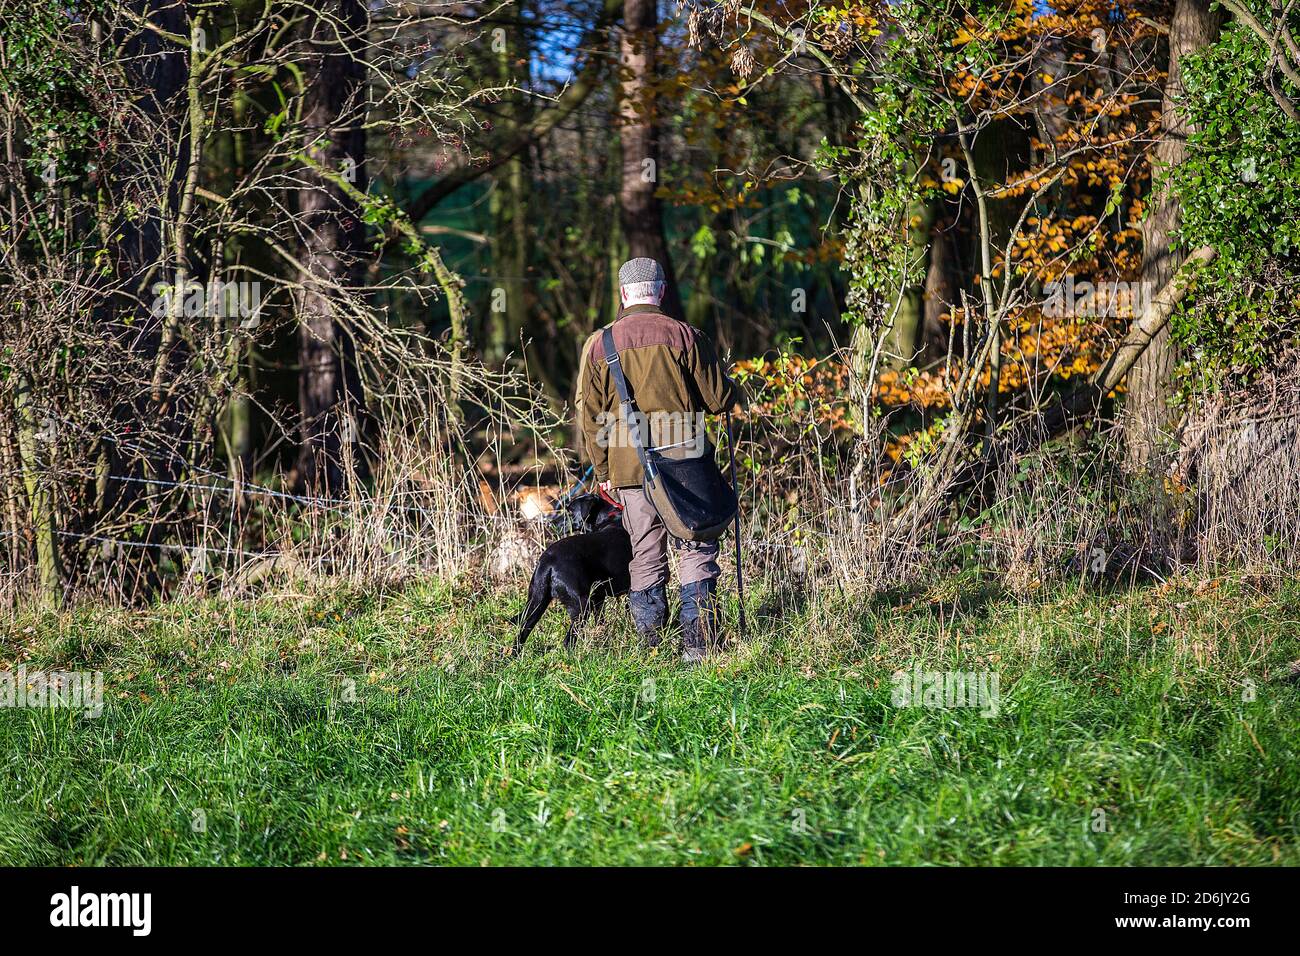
{"left": 513, "top": 566, "right": 553, "bottom": 651}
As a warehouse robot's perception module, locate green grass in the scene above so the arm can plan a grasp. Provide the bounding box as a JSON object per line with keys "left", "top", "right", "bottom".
{"left": 1, "top": 570, "right": 1298, "bottom": 865}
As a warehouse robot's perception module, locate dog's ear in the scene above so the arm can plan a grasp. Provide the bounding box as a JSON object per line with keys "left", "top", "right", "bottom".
{"left": 566, "top": 495, "right": 600, "bottom": 531}
{"left": 592, "top": 498, "right": 622, "bottom": 529}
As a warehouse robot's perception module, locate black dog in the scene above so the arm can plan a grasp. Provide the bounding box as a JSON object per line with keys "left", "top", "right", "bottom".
{"left": 512, "top": 493, "right": 632, "bottom": 654}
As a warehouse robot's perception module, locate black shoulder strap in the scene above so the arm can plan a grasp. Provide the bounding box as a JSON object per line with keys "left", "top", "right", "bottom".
{"left": 601, "top": 327, "right": 633, "bottom": 407}
{"left": 601, "top": 327, "right": 656, "bottom": 481}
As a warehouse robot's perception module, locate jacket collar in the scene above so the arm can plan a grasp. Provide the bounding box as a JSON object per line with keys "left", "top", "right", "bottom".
{"left": 616, "top": 302, "right": 668, "bottom": 321}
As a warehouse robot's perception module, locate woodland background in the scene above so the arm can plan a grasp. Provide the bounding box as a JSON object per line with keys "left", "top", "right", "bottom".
{"left": 2, "top": 0, "right": 1300, "bottom": 604}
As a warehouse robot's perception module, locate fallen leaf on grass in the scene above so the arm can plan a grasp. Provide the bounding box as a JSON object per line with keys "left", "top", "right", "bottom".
{"left": 1241, "top": 719, "right": 1266, "bottom": 758}
{"left": 555, "top": 680, "right": 589, "bottom": 710}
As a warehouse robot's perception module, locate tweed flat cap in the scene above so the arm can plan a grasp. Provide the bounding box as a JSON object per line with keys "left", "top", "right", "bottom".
{"left": 618, "top": 257, "right": 666, "bottom": 285}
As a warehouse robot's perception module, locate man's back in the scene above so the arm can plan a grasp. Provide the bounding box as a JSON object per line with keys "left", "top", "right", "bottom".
{"left": 577, "top": 303, "right": 736, "bottom": 490}
{"left": 574, "top": 256, "right": 737, "bottom": 663}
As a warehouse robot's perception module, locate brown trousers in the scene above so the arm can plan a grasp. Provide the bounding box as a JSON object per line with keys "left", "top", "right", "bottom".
{"left": 617, "top": 487, "right": 720, "bottom": 592}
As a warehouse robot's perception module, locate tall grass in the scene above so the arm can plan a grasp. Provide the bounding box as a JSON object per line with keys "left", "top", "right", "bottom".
{"left": 2, "top": 570, "right": 1296, "bottom": 865}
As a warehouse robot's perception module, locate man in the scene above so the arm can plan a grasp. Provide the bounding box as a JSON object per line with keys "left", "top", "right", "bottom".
{"left": 576, "top": 257, "right": 741, "bottom": 663}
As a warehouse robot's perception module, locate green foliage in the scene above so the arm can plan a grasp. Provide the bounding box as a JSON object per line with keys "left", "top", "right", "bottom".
{"left": 0, "top": 1, "right": 107, "bottom": 245}
{"left": 811, "top": 1, "right": 1004, "bottom": 332}
{"left": 1169, "top": 16, "right": 1300, "bottom": 389}
{"left": 824, "top": 93, "right": 939, "bottom": 332}
{"left": 689, "top": 223, "right": 717, "bottom": 261}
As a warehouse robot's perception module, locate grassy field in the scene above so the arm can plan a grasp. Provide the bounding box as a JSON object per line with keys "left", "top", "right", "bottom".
{"left": 1, "top": 569, "right": 1298, "bottom": 865}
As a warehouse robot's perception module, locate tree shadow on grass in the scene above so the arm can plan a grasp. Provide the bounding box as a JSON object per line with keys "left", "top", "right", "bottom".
{"left": 864, "top": 579, "right": 1009, "bottom": 622}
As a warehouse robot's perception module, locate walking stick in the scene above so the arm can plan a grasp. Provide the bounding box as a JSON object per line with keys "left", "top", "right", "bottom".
{"left": 726, "top": 410, "right": 746, "bottom": 638}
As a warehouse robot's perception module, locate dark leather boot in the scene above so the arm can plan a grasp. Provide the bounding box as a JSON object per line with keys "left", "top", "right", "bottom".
{"left": 629, "top": 584, "right": 668, "bottom": 647}
{"left": 680, "top": 579, "right": 721, "bottom": 663}
{"left": 680, "top": 617, "right": 706, "bottom": 665}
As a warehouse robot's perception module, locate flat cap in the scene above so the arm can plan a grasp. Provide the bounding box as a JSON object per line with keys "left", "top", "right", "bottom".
{"left": 618, "top": 257, "right": 666, "bottom": 285}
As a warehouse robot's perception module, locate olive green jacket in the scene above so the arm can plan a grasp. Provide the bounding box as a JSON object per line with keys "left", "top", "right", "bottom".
{"left": 576, "top": 305, "right": 740, "bottom": 488}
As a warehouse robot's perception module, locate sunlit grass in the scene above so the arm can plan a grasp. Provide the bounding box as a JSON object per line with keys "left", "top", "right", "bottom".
{"left": 1, "top": 571, "right": 1297, "bottom": 865}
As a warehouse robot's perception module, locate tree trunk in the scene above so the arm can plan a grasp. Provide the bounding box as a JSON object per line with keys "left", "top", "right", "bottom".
{"left": 224, "top": 89, "right": 254, "bottom": 489}
{"left": 489, "top": 10, "right": 530, "bottom": 362}
{"left": 14, "top": 376, "right": 60, "bottom": 605}
{"left": 295, "top": 0, "right": 368, "bottom": 493}
{"left": 883, "top": 194, "right": 932, "bottom": 368}
{"left": 77, "top": 2, "right": 189, "bottom": 598}
{"left": 922, "top": 213, "right": 958, "bottom": 364}
{"left": 618, "top": 0, "right": 684, "bottom": 319}
{"left": 1126, "top": 0, "right": 1223, "bottom": 469}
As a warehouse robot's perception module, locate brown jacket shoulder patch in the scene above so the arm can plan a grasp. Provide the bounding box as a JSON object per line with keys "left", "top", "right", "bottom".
{"left": 589, "top": 312, "right": 695, "bottom": 367}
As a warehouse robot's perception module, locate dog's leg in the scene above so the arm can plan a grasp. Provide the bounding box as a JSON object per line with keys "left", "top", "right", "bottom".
{"left": 563, "top": 598, "right": 590, "bottom": 650}
{"left": 554, "top": 581, "right": 590, "bottom": 651}
{"left": 588, "top": 576, "right": 623, "bottom": 632}
{"left": 513, "top": 567, "right": 553, "bottom": 655}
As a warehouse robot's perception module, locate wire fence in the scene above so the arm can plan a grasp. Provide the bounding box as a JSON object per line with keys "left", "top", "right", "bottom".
{"left": 8, "top": 389, "right": 1300, "bottom": 604}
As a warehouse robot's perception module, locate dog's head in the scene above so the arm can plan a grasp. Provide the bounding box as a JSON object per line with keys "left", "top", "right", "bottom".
{"left": 561, "top": 493, "right": 623, "bottom": 533}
